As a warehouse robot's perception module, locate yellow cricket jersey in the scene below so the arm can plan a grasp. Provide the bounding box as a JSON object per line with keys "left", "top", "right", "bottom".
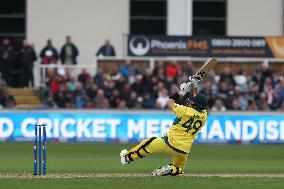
{"left": 165, "top": 103, "right": 207, "bottom": 154}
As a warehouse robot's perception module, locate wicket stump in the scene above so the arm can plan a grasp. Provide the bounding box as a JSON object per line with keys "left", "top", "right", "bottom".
{"left": 33, "top": 124, "right": 47, "bottom": 175}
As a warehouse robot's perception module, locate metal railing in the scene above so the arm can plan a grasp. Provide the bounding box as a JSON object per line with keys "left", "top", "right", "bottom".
{"left": 33, "top": 56, "right": 284, "bottom": 87}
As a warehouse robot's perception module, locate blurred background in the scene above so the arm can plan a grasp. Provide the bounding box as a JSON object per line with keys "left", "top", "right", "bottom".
{"left": 0, "top": 0, "right": 283, "bottom": 144}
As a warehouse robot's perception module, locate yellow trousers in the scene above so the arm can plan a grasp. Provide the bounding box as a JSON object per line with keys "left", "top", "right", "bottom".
{"left": 125, "top": 137, "right": 188, "bottom": 175}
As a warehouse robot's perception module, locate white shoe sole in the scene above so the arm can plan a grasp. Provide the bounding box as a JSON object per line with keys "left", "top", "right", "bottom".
{"left": 120, "top": 149, "right": 129, "bottom": 166}
{"left": 151, "top": 165, "right": 171, "bottom": 176}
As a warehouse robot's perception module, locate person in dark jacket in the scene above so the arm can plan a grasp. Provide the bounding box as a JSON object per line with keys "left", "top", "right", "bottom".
{"left": 40, "top": 39, "right": 58, "bottom": 64}
{"left": 96, "top": 39, "right": 116, "bottom": 57}
{"left": 60, "top": 36, "right": 79, "bottom": 64}
{"left": 0, "top": 38, "right": 15, "bottom": 85}
{"left": 18, "top": 39, "right": 37, "bottom": 87}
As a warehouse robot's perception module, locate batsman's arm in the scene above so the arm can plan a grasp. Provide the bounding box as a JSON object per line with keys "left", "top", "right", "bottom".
{"left": 167, "top": 95, "right": 187, "bottom": 117}
{"left": 166, "top": 98, "right": 176, "bottom": 111}
{"left": 167, "top": 92, "right": 185, "bottom": 110}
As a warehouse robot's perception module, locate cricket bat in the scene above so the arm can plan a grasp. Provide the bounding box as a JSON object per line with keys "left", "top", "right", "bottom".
{"left": 191, "top": 58, "right": 218, "bottom": 81}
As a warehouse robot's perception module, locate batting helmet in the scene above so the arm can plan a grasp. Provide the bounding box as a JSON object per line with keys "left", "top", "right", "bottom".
{"left": 183, "top": 92, "right": 208, "bottom": 111}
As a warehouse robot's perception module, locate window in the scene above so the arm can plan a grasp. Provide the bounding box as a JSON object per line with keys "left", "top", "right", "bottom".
{"left": 193, "top": 0, "right": 226, "bottom": 35}
{"left": 130, "top": 0, "right": 167, "bottom": 35}
{"left": 0, "top": 0, "right": 26, "bottom": 37}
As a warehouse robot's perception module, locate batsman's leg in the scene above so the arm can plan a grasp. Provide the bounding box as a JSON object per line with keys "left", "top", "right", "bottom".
{"left": 120, "top": 137, "right": 166, "bottom": 165}
{"left": 151, "top": 149, "right": 188, "bottom": 176}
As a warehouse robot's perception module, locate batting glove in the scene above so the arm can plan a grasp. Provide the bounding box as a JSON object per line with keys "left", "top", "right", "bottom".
{"left": 180, "top": 82, "right": 191, "bottom": 92}
{"left": 188, "top": 76, "right": 198, "bottom": 88}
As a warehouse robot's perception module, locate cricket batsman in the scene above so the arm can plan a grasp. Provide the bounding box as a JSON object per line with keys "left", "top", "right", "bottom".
{"left": 120, "top": 78, "right": 208, "bottom": 176}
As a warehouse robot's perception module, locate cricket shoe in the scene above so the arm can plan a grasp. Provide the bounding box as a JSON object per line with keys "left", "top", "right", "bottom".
{"left": 151, "top": 165, "right": 172, "bottom": 176}
{"left": 120, "top": 149, "right": 130, "bottom": 165}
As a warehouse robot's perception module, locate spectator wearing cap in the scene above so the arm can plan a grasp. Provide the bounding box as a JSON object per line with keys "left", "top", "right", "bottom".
{"left": 40, "top": 39, "right": 58, "bottom": 64}
{"left": 234, "top": 70, "right": 247, "bottom": 86}
{"left": 96, "top": 38, "right": 116, "bottom": 57}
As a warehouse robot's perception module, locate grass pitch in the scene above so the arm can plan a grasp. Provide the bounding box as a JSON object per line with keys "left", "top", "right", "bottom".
{"left": 0, "top": 143, "right": 283, "bottom": 189}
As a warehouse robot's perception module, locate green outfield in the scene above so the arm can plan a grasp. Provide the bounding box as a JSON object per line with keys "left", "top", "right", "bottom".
{"left": 0, "top": 143, "right": 284, "bottom": 189}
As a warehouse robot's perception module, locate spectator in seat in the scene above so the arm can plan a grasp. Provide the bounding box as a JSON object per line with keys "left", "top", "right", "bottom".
{"left": 166, "top": 60, "right": 180, "bottom": 78}
{"left": 53, "top": 85, "right": 67, "bottom": 108}
{"left": 183, "top": 61, "right": 195, "bottom": 76}
{"left": 231, "top": 97, "right": 241, "bottom": 110}
{"left": 219, "top": 67, "right": 235, "bottom": 89}
{"left": 156, "top": 88, "right": 169, "bottom": 109}
{"left": 234, "top": 70, "right": 247, "bottom": 86}
{"left": 270, "top": 90, "right": 283, "bottom": 110}
{"left": 259, "top": 62, "right": 272, "bottom": 87}
{"left": 117, "top": 100, "right": 127, "bottom": 109}
{"left": 50, "top": 74, "right": 66, "bottom": 96}
{"left": 101, "top": 98, "right": 110, "bottom": 109}
{"left": 211, "top": 99, "right": 226, "bottom": 111}
{"left": 164, "top": 76, "right": 174, "bottom": 90}
{"left": 78, "top": 68, "right": 91, "bottom": 86}
{"left": 86, "top": 83, "right": 98, "bottom": 100}
{"left": 120, "top": 84, "right": 132, "bottom": 100}
{"left": 119, "top": 59, "right": 137, "bottom": 80}
{"left": 126, "top": 91, "right": 140, "bottom": 108}
{"left": 247, "top": 100, "right": 258, "bottom": 111}
{"left": 96, "top": 38, "right": 116, "bottom": 57}
{"left": 93, "top": 88, "right": 105, "bottom": 108}
{"left": 131, "top": 74, "right": 145, "bottom": 96}
{"left": 264, "top": 82, "right": 274, "bottom": 105}
{"left": 40, "top": 39, "right": 58, "bottom": 64}
{"left": 60, "top": 36, "right": 79, "bottom": 64}
{"left": 76, "top": 90, "right": 90, "bottom": 108}
{"left": 153, "top": 60, "right": 165, "bottom": 80}
{"left": 275, "top": 78, "right": 284, "bottom": 99}
{"left": 66, "top": 75, "right": 77, "bottom": 92}
{"left": 141, "top": 92, "right": 155, "bottom": 109}
{"left": 65, "top": 91, "right": 75, "bottom": 108}
{"left": 258, "top": 93, "right": 270, "bottom": 111}
{"left": 109, "top": 89, "right": 120, "bottom": 108}
{"left": 104, "top": 80, "right": 116, "bottom": 99}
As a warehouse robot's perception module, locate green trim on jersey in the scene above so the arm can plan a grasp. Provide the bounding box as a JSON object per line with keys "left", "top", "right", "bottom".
{"left": 173, "top": 117, "right": 181, "bottom": 125}
{"left": 163, "top": 136, "right": 188, "bottom": 154}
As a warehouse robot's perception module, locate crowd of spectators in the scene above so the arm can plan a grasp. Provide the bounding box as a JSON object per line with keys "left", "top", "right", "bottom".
{"left": 1, "top": 36, "right": 284, "bottom": 111}
{"left": 40, "top": 59, "right": 284, "bottom": 111}
{"left": 0, "top": 36, "right": 82, "bottom": 88}
{"left": 0, "top": 36, "right": 116, "bottom": 88}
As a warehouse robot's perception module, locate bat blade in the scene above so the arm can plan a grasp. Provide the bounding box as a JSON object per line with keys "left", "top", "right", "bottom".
{"left": 192, "top": 58, "right": 218, "bottom": 81}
